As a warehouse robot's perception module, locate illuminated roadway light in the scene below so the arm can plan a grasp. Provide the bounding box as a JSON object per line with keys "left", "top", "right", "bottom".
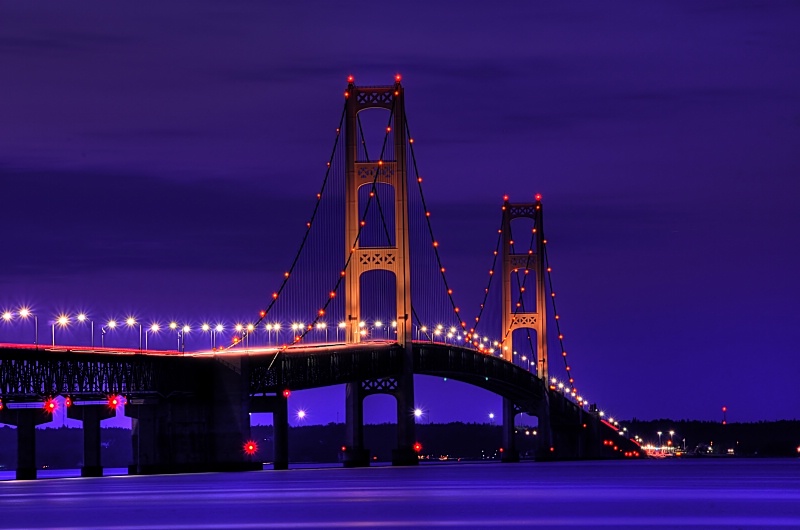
{"left": 126, "top": 317, "right": 136, "bottom": 327}
{"left": 107, "top": 320, "right": 117, "bottom": 329}
{"left": 247, "top": 324, "right": 254, "bottom": 332}
{"left": 19, "top": 308, "right": 30, "bottom": 318}
{"left": 57, "top": 315, "right": 69, "bottom": 326}
{"left": 358, "top": 321, "right": 365, "bottom": 328}
{"left": 413, "top": 408, "right": 423, "bottom": 418}
{"left": 182, "top": 325, "right": 190, "bottom": 333}
{"left": 202, "top": 324, "right": 210, "bottom": 332}
{"left": 338, "top": 322, "right": 346, "bottom": 329}
{"left": 235, "top": 324, "right": 243, "bottom": 332}
{"left": 2, "top": 311, "right": 12, "bottom": 321}
{"left": 215, "top": 324, "right": 223, "bottom": 333}
{"left": 391, "top": 321, "right": 397, "bottom": 328}
{"left": 150, "top": 324, "right": 160, "bottom": 332}
{"left": 296, "top": 409, "right": 306, "bottom": 420}
{"left": 169, "top": 322, "right": 177, "bottom": 330}
{"left": 77, "top": 313, "right": 87, "bottom": 322}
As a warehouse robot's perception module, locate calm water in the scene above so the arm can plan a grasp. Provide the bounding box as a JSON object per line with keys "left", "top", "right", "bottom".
{"left": 1, "top": 459, "right": 798, "bottom": 528}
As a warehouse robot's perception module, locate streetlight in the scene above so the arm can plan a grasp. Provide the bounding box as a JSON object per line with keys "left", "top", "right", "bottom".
{"left": 337, "top": 321, "right": 346, "bottom": 342}
{"left": 146, "top": 323, "right": 159, "bottom": 350}
{"left": 52, "top": 314, "right": 69, "bottom": 346}
{"left": 202, "top": 323, "right": 211, "bottom": 349}
{"left": 374, "top": 320, "right": 383, "bottom": 339}
{"left": 214, "top": 324, "right": 223, "bottom": 349}
{"left": 126, "top": 317, "right": 142, "bottom": 351}
{"left": 246, "top": 324, "right": 255, "bottom": 348}
{"left": 272, "top": 322, "right": 281, "bottom": 345}
{"left": 669, "top": 430, "right": 675, "bottom": 446}
{"left": 169, "top": 322, "right": 178, "bottom": 350}
{"left": 489, "top": 412, "right": 495, "bottom": 424}
{"left": 102, "top": 320, "right": 117, "bottom": 348}
{"left": 657, "top": 431, "right": 663, "bottom": 448}
{"left": 18, "top": 308, "right": 38, "bottom": 348}
{"left": 316, "top": 322, "right": 327, "bottom": 342}
{"left": 180, "top": 325, "right": 190, "bottom": 353}
{"left": 76, "top": 313, "right": 94, "bottom": 347}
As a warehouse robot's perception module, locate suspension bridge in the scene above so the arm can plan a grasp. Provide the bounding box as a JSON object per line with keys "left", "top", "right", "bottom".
{"left": 0, "top": 76, "right": 641, "bottom": 479}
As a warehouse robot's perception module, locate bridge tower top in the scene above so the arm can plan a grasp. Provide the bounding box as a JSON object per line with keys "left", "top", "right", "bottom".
{"left": 343, "top": 78, "right": 412, "bottom": 348}
{"left": 501, "top": 197, "right": 548, "bottom": 380}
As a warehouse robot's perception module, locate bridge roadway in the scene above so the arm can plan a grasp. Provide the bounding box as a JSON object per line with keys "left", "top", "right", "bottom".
{"left": 0, "top": 341, "right": 640, "bottom": 479}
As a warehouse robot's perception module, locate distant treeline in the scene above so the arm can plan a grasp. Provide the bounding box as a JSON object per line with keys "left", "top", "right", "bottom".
{"left": 623, "top": 419, "right": 800, "bottom": 456}
{"left": 0, "top": 420, "right": 797, "bottom": 470}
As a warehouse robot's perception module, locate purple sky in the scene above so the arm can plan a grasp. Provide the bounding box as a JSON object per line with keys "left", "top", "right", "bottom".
{"left": 2, "top": 1, "right": 799, "bottom": 428}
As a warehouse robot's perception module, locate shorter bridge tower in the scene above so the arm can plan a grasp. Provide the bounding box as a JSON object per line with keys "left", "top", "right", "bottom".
{"left": 500, "top": 196, "right": 550, "bottom": 461}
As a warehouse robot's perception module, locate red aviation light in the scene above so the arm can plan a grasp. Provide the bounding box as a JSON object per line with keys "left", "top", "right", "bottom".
{"left": 64, "top": 396, "right": 72, "bottom": 408}
{"left": 413, "top": 442, "right": 422, "bottom": 453}
{"left": 108, "top": 395, "right": 121, "bottom": 409}
{"left": 244, "top": 441, "right": 258, "bottom": 455}
{"left": 0, "top": 398, "right": 4, "bottom": 411}
{"left": 347, "top": 75, "right": 354, "bottom": 83}
{"left": 341, "top": 446, "right": 347, "bottom": 452}
{"left": 534, "top": 193, "right": 542, "bottom": 201}
{"left": 44, "top": 398, "right": 57, "bottom": 413}
{"left": 282, "top": 389, "right": 291, "bottom": 398}
{"left": 395, "top": 73, "right": 402, "bottom": 83}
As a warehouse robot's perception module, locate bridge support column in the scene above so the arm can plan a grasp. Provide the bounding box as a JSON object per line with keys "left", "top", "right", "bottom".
{"left": 67, "top": 404, "right": 116, "bottom": 477}
{"left": 250, "top": 394, "right": 289, "bottom": 470}
{"left": 392, "top": 371, "right": 418, "bottom": 467}
{"left": 0, "top": 407, "right": 52, "bottom": 480}
{"left": 501, "top": 398, "right": 520, "bottom": 463}
{"left": 343, "top": 382, "right": 370, "bottom": 467}
{"left": 126, "top": 401, "right": 159, "bottom": 475}
{"left": 272, "top": 396, "right": 289, "bottom": 470}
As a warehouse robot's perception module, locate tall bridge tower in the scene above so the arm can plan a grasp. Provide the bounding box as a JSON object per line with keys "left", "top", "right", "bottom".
{"left": 343, "top": 77, "right": 417, "bottom": 466}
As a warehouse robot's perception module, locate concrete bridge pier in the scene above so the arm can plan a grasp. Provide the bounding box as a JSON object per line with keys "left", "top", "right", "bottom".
{"left": 0, "top": 407, "right": 52, "bottom": 480}
{"left": 501, "top": 398, "right": 520, "bottom": 462}
{"left": 67, "top": 404, "right": 117, "bottom": 477}
{"left": 343, "top": 382, "right": 370, "bottom": 467}
{"left": 250, "top": 394, "right": 289, "bottom": 470}
{"left": 391, "top": 372, "right": 418, "bottom": 467}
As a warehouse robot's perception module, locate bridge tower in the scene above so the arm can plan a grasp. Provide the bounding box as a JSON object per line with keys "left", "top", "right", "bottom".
{"left": 500, "top": 197, "right": 549, "bottom": 460}
{"left": 342, "top": 77, "right": 417, "bottom": 467}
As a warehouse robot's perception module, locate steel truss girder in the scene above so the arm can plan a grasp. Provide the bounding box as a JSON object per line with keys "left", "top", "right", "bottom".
{"left": 0, "top": 350, "right": 156, "bottom": 399}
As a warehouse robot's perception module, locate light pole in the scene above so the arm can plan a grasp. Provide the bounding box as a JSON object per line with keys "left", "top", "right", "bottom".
{"left": 316, "top": 322, "right": 327, "bottom": 342}
{"left": 181, "top": 325, "right": 190, "bottom": 353}
{"left": 52, "top": 314, "right": 69, "bottom": 346}
{"left": 126, "top": 317, "right": 142, "bottom": 351}
{"left": 669, "top": 430, "right": 675, "bottom": 446}
{"left": 77, "top": 313, "right": 93, "bottom": 347}
{"left": 337, "top": 322, "right": 346, "bottom": 342}
{"left": 657, "top": 431, "right": 663, "bottom": 448}
{"left": 273, "top": 323, "right": 281, "bottom": 345}
{"left": 489, "top": 412, "right": 495, "bottom": 424}
{"left": 169, "top": 322, "right": 178, "bottom": 350}
{"left": 202, "top": 323, "right": 211, "bottom": 349}
{"left": 146, "top": 323, "right": 159, "bottom": 350}
{"left": 214, "top": 324, "right": 223, "bottom": 349}
{"left": 18, "top": 308, "right": 38, "bottom": 348}
{"left": 246, "top": 324, "right": 255, "bottom": 349}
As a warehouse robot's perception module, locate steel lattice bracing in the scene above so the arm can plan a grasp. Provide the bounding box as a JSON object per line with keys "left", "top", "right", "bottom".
{"left": 0, "top": 348, "right": 157, "bottom": 399}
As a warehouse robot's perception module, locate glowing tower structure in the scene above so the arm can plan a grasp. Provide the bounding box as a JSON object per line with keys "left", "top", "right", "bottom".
{"left": 342, "top": 76, "right": 417, "bottom": 466}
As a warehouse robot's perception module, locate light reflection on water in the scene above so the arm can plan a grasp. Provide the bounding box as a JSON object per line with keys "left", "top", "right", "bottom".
{"left": 0, "top": 459, "right": 797, "bottom": 528}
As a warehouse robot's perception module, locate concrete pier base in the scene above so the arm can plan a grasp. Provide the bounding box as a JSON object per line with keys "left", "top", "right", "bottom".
{"left": 0, "top": 407, "right": 52, "bottom": 480}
